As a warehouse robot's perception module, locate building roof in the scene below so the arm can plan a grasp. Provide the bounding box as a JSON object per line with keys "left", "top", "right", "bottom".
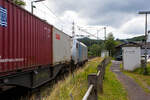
{"left": 116, "top": 42, "right": 150, "bottom": 49}
{"left": 138, "top": 42, "right": 150, "bottom": 49}
{"left": 115, "top": 42, "right": 140, "bottom": 49}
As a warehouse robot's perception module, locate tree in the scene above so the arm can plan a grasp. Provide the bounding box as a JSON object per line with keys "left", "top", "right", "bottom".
{"left": 105, "top": 33, "right": 116, "bottom": 57}
{"left": 89, "top": 44, "right": 102, "bottom": 56}
{"left": 13, "top": 0, "right": 26, "bottom": 6}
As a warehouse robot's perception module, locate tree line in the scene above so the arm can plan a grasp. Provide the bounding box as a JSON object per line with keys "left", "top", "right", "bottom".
{"left": 78, "top": 33, "right": 122, "bottom": 57}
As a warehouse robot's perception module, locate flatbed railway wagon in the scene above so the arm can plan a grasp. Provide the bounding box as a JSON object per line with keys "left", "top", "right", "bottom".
{"left": 0, "top": 0, "right": 72, "bottom": 90}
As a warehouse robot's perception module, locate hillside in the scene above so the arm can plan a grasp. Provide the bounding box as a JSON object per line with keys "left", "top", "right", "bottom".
{"left": 118, "top": 35, "right": 145, "bottom": 43}
{"left": 77, "top": 37, "right": 104, "bottom": 47}
{"left": 127, "top": 35, "right": 145, "bottom": 42}
{"left": 78, "top": 35, "right": 145, "bottom": 47}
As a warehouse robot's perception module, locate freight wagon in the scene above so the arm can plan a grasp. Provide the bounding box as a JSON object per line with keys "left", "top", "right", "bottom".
{"left": 0, "top": 0, "right": 88, "bottom": 90}
{"left": 72, "top": 39, "right": 88, "bottom": 65}
{"left": 0, "top": 0, "right": 54, "bottom": 88}
{"left": 53, "top": 27, "right": 72, "bottom": 65}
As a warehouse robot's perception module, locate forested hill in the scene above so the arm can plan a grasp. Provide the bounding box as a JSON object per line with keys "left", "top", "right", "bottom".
{"left": 78, "top": 35, "right": 145, "bottom": 47}
{"left": 77, "top": 37, "right": 103, "bottom": 47}
{"left": 119, "top": 35, "right": 145, "bottom": 42}
{"left": 77, "top": 35, "right": 145, "bottom": 57}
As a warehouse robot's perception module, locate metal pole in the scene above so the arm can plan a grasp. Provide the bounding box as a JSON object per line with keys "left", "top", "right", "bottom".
{"left": 97, "top": 30, "right": 99, "bottom": 40}
{"left": 72, "top": 22, "right": 75, "bottom": 38}
{"left": 104, "top": 27, "right": 106, "bottom": 41}
{"left": 144, "top": 14, "right": 148, "bottom": 74}
{"left": 138, "top": 11, "right": 150, "bottom": 75}
{"left": 31, "top": 1, "right": 34, "bottom": 14}
{"left": 97, "top": 30, "right": 99, "bottom": 56}
{"left": 31, "top": 0, "right": 45, "bottom": 14}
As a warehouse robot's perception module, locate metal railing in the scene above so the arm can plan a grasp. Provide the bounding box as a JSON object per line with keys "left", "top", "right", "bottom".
{"left": 82, "top": 58, "right": 110, "bottom": 100}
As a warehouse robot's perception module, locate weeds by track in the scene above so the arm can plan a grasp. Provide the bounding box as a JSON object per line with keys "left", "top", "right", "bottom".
{"left": 0, "top": 59, "right": 91, "bottom": 100}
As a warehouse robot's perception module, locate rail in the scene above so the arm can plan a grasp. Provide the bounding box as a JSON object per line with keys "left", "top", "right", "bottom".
{"left": 82, "top": 58, "right": 110, "bottom": 100}
{"left": 82, "top": 84, "right": 94, "bottom": 100}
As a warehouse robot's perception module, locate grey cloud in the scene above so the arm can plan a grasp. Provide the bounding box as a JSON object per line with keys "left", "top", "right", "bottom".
{"left": 49, "top": 0, "right": 150, "bottom": 28}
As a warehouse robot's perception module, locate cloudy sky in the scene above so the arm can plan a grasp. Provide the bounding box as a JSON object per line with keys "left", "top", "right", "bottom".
{"left": 24, "top": 0, "right": 150, "bottom": 40}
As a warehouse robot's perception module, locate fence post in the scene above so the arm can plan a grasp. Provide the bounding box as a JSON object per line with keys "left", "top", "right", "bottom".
{"left": 88, "top": 74, "right": 98, "bottom": 100}
{"left": 103, "top": 60, "right": 106, "bottom": 79}
{"left": 82, "top": 58, "right": 110, "bottom": 100}
{"left": 97, "top": 65, "right": 103, "bottom": 93}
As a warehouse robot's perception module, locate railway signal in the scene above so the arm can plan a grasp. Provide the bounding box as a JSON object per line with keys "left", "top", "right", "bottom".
{"left": 138, "top": 11, "right": 150, "bottom": 74}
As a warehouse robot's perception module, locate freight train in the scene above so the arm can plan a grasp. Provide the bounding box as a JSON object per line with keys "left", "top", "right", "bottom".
{"left": 0, "top": 0, "right": 88, "bottom": 90}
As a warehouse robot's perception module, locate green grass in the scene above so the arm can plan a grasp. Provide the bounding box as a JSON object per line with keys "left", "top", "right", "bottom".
{"left": 47, "top": 58, "right": 128, "bottom": 100}
{"left": 120, "top": 63, "right": 123, "bottom": 70}
{"left": 99, "top": 63, "right": 128, "bottom": 100}
{"left": 122, "top": 63, "right": 150, "bottom": 93}
{"left": 48, "top": 57, "right": 103, "bottom": 100}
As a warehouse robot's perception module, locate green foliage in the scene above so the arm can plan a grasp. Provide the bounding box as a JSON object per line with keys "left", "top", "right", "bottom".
{"left": 127, "top": 35, "right": 145, "bottom": 42}
{"left": 89, "top": 44, "right": 101, "bottom": 56}
{"left": 78, "top": 37, "right": 105, "bottom": 57}
{"left": 78, "top": 36, "right": 122, "bottom": 57}
{"left": 105, "top": 33, "right": 118, "bottom": 57}
{"left": 131, "top": 64, "right": 150, "bottom": 75}
{"left": 48, "top": 57, "right": 103, "bottom": 100}
{"left": 78, "top": 37, "right": 103, "bottom": 47}
{"left": 48, "top": 58, "right": 128, "bottom": 100}
{"left": 124, "top": 71, "right": 150, "bottom": 93}
{"left": 99, "top": 63, "right": 128, "bottom": 100}
{"left": 118, "top": 35, "right": 145, "bottom": 42}
{"left": 13, "top": 0, "right": 26, "bottom": 6}
{"left": 123, "top": 63, "right": 150, "bottom": 93}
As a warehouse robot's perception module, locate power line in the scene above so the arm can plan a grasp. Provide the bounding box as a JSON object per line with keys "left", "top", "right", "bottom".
{"left": 76, "top": 25, "right": 99, "bottom": 39}
{"left": 28, "top": 0, "right": 72, "bottom": 32}
{"left": 41, "top": 2, "right": 75, "bottom": 34}
{"left": 41, "top": 2, "right": 64, "bottom": 23}
{"left": 27, "top": 0, "right": 96, "bottom": 38}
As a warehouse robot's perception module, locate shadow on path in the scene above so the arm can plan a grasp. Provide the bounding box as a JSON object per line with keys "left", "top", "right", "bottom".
{"left": 111, "top": 60, "right": 150, "bottom": 100}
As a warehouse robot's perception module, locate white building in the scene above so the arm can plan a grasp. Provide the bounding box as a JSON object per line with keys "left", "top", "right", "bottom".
{"left": 122, "top": 44, "right": 141, "bottom": 71}
{"left": 101, "top": 50, "right": 109, "bottom": 58}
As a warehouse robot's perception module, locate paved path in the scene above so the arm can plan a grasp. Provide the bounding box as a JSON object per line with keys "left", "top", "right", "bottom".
{"left": 111, "top": 60, "right": 150, "bottom": 100}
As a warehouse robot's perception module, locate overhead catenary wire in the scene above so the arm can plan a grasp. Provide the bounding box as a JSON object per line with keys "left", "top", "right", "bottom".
{"left": 40, "top": 3, "right": 74, "bottom": 35}
{"left": 41, "top": 2, "right": 65, "bottom": 24}
{"left": 28, "top": 0, "right": 61, "bottom": 22}
{"left": 76, "top": 25, "right": 100, "bottom": 39}
{"left": 28, "top": 0, "right": 73, "bottom": 34}
{"left": 77, "top": 25, "right": 107, "bottom": 39}
{"left": 40, "top": 2, "right": 74, "bottom": 27}
{"left": 27, "top": 0, "right": 99, "bottom": 38}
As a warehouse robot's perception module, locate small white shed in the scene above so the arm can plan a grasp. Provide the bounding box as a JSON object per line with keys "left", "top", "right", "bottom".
{"left": 122, "top": 44, "right": 141, "bottom": 71}
{"left": 101, "top": 50, "right": 109, "bottom": 58}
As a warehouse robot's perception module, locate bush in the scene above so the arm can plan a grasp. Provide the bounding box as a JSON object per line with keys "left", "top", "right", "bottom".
{"left": 13, "top": 0, "right": 26, "bottom": 6}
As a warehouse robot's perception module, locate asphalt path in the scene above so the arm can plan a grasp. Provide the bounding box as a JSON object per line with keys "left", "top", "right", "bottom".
{"left": 111, "top": 61, "right": 150, "bottom": 100}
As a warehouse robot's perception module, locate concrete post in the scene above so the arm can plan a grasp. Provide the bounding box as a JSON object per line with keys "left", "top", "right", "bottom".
{"left": 97, "top": 66, "right": 103, "bottom": 93}
{"left": 88, "top": 74, "right": 98, "bottom": 100}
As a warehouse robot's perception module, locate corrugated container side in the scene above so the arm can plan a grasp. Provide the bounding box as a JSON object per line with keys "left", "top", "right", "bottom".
{"left": 81, "top": 43, "right": 88, "bottom": 61}
{"left": 0, "top": 0, "right": 53, "bottom": 74}
{"left": 71, "top": 39, "right": 88, "bottom": 64}
{"left": 78, "top": 43, "right": 82, "bottom": 62}
{"left": 78, "top": 42, "right": 88, "bottom": 62}
{"left": 53, "top": 27, "right": 72, "bottom": 65}
{"left": 71, "top": 39, "right": 79, "bottom": 64}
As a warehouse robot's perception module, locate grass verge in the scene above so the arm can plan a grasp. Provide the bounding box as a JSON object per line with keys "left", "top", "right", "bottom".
{"left": 48, "top": 57, "right": 128, "bottom": 100}
{"left": 122, "top": 63, "right": 150, "bottom": 93}
{"left": 48, "top": 57, "right": 103, "bottom": 100}
{"left": 99, "top": 63, "right": 128, "bottom": 100}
